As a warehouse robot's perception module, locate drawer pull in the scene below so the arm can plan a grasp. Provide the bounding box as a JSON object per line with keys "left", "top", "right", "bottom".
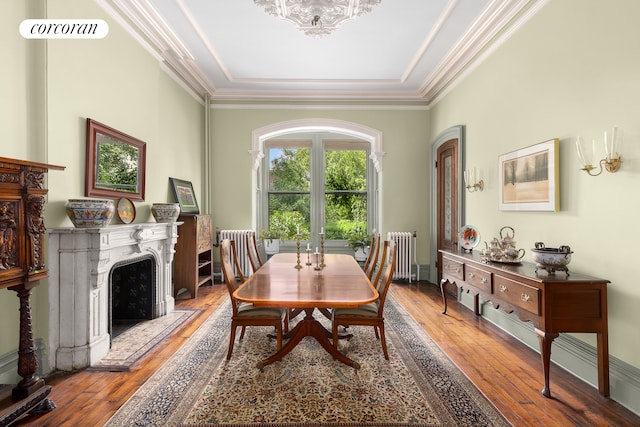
{"left": 499, "top": 285, "right": 508, "bottom": 293}
{"left": 481, "top": 277, "right": 487, "bottom": 283}
{"left": 468, "top": 272, "right": 475, "bottom": 279}
{"left": 455, "top": 267, "right": 461, "bottom": 273}
{"left": 521, "top": 293, "right": 531, "bottom": 302}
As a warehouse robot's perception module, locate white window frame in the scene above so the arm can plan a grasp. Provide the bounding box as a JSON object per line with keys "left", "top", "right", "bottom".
{"left": 251, "top": 119, "right": 384, "bottom": 250}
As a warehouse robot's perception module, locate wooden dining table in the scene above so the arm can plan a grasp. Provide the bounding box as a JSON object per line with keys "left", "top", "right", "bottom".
{"left": 233, "top": 252, "right": 378, "bottom": 370}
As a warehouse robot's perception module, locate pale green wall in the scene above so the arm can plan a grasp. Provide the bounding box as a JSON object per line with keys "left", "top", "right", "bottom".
{"left": 1, "top": 0, "right": 205, "bottom": 370}
{"left": 430, "top": 0, "right": 640, "bottom": 371}
{"left": 210, "top": 108, "right": 431, "bottom": 258}
{"left": 3, "top": 0, "right": 638, "bottom": 409}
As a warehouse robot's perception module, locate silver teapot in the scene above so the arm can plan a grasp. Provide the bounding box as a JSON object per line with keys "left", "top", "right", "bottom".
{"left": 499, "top": 226, "right": 517, "bottom": 249}
{"left": 481, "top": 226, "right": 525, "bottom": 262}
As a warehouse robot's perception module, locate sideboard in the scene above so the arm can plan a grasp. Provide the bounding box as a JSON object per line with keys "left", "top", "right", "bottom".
{"left": 439, "top": 248, "right": 609, "bottom": 398}
{"left": 0, "top": 157, "right": 64, "bottom": 425}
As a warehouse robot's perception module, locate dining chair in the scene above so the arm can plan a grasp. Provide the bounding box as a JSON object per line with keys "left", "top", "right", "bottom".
{"left": 220, "top": 239, "right": 286, "bottom": 360}
{"left": 331, "top": 239, "right": 397, "bottom": 360}
{"left": 363, "top": 232, "right": 381, "bottom": 280}
{"left": 230, "top": 240, "right": 245, "bottom": 283}
{"left": 246, "top": 232, "right": 263, "bottom": 274}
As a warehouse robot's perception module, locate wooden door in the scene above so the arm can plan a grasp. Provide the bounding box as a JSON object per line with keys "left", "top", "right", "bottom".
{"left": 435, "top": 138, "right": 460, "bottom": 287}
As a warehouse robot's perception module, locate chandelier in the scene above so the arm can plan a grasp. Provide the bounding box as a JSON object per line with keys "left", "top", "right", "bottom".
{"left": 254, "top": 0, "right": 382, "bottom": 38}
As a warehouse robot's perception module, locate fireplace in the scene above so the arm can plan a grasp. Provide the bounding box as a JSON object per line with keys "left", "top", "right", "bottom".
{"left": 48, "top": 222, "right": 180, "bottom": 371}
{"left": 110, "top": 255, "right": 157, "bottom": 339}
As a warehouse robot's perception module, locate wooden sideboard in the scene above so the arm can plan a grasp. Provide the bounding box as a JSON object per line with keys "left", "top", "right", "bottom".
{"left": 439, "top": 248, "right": 609, "bottom": 398}
{"left": 0, "top": 157, "right": 64, "bottom": 425}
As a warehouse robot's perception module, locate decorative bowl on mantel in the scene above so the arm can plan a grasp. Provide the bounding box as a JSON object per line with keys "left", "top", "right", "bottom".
{"left": 66, "top": 198, "right": 115, "bottom": 228}
{"left": 151, "top": 203, "right": 180, "bottom": 223}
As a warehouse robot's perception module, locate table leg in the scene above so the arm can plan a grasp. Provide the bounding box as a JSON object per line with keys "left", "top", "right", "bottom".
{"left": 535, "top": 328, "right": 559, "bottom": 398}
{"left": 257, "top": 309, "right": 360, "bottom": 371}
{"left": 440, "top": 278, "right": 449, "bottom": 314}
{"left": 597, "top": 331, "right": 610, "bottom": 397}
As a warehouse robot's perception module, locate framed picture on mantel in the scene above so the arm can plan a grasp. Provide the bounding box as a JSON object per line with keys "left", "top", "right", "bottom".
{"left": 498, "top": 138, "right": 559, "bottom": 211}
{"left": 169, "top": 177, "right": 200, "bottom": 215}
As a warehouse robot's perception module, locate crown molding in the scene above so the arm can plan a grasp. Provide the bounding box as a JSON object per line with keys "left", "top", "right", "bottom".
{"left": 420, "top": 0, "right": 545, "bottom": 102}
{"left": 210, "top": 103, "right": 429, "bottom": 111}
{"left": 96, "top": 0, "right": 546, "bottom": 105}
{"left": 97, "top": 0, "right": 215, "bottom": 99}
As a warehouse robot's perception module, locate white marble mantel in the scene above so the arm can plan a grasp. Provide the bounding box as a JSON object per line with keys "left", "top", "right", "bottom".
{"left": 47, "top": 222, "right": 181, "bottom": 371}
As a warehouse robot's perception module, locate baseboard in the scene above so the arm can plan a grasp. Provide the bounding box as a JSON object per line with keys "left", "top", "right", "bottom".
{"left": 457, "top": 291, "right": 640, "bottom": 416}
{"left": 0, "top": 339, "right": 47, "bottom": 385}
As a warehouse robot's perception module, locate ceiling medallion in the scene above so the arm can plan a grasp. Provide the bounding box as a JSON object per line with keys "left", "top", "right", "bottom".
{"left": 254, "top": 0, "right": 382, "bottom": 38}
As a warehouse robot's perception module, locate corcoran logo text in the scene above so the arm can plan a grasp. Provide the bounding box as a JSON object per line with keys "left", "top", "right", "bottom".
{"left": 20, "top": 19, "right": 109, "bottom": 39}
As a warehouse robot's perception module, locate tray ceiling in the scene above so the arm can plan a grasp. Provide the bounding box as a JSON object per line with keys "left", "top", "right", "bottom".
{"left": 99, "top": 0, "right": 545, "bottom": 103}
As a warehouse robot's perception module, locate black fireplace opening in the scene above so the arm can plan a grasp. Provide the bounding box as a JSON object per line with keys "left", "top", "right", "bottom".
{"left": 109, "top": 255, "right": 157, "bottom": 339}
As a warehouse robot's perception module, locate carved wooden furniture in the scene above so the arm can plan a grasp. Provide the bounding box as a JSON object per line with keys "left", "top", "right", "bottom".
{"left": 173, "top": 214, "right": 213, "bottom": 298}
{"left": 234, "top": 253, "right": 378, "bottom": 370}
{"left": 0, "top": 157, "right": 64, "bottom": 424}
{"left": 439, "top": 248, "right": 609, "bottom": 398}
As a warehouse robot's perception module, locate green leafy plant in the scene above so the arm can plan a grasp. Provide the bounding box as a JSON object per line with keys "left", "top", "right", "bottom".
{"left": 347, "top": 227, "right": 371, "bottom": 249}
{"left": 259, "top": 227, "right": 283, "bottom": 243}
{"left": 262, "top": 211, "right": 310, "bottom": 241}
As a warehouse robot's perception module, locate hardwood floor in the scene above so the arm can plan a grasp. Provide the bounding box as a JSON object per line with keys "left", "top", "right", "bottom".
{"left": 15, "top": 281, "right": 640, "bottom": 426}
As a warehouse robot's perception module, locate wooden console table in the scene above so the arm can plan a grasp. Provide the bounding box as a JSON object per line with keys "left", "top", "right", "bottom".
{"left": 439, "top": 249, "right": 609, "bottom": 398}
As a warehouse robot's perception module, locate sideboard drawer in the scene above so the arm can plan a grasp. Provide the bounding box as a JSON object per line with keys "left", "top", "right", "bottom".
{"left": 465, "top": 265, "right": 492, "bottom": 293}
{"left": 494, "top": 275, "right": 540, "bottom": 315}
{"left": 442, "top": 257, "right": 464, "bottom": 281}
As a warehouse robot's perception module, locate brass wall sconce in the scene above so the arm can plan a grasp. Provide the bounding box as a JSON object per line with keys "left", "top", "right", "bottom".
{"left": 576, "top": 127, "right": 622, "bottom": 176}
{"left": 463, "top": 168, "right": 484, "bottom": 192}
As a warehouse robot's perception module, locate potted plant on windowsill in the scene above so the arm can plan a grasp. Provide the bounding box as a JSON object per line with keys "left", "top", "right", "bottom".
{"left": 260, "top": 228, "right": 284, "bottom": 255}
{"left": 347, "top": 227, "right": 371, "bottom": 262}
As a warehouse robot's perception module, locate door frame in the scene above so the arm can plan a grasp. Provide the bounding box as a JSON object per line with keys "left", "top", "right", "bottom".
{"left": 429, "top": 125, "right": 465, "bottom": 283}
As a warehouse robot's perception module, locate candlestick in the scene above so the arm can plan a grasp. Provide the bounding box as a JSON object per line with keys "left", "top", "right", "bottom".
{"left": 320, "top": 232, "right": 325, "bottom": 268}
{"left": 294, "top": 233, "right": 302, "bottom": 269}
{"left": 314, "top": 251, "right": 322, "bottom": 271}
{"left": 306, "top": 247, "right": 312, "bottom": 266}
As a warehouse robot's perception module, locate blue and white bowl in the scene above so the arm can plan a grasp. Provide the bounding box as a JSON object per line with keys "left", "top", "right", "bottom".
{"left": 151, "top": 203, "right": 180, "bottom": 222}
{"left": 66, "top": 198, "right": 115, "bottom": 228}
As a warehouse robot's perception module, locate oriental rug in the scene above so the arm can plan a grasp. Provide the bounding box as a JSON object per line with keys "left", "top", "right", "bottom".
{"left": 105, "top": 295, "right": 510, "bottom": 426}
{"left": 90, "top": 309, "right": 198, "bottom": 372}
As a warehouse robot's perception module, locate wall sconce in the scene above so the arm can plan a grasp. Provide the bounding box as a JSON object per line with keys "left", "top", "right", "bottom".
{"left": 463, "top": 168, "right": 484, "bottom": 192}
{"left": 575, "top": 127, "right": 622, "bottom": 176}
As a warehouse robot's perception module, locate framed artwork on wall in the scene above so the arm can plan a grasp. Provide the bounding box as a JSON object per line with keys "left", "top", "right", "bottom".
{"left": 498, "top": 138, "right": 560, "bottom": 211}
{"left": 85, "top": 118, "right": 146, "bottom": 201}
{"left": 169, "top": 177, "right": 200, "bottom": 214}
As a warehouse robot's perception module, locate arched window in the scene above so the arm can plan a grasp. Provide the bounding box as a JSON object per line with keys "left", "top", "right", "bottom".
{"left": 251, "top": 119, "right": 383, "bottom": 251}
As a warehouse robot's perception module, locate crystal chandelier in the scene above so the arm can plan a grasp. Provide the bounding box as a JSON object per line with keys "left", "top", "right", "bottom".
{"left": 254, "top": 0, "right": 382, "bottom": 38}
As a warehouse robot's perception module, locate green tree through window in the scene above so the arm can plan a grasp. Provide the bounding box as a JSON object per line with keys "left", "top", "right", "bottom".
{"left": 265, "top": 138, "right": 369, "bottom": 242}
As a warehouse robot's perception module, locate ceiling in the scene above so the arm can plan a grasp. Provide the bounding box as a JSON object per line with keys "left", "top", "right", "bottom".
{"left": 100, "top": 0, "right": 544, "bottom": 104}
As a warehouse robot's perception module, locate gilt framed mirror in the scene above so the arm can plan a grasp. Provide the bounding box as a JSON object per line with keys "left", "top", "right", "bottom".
{"left": 85, "top": 118, "right": 146, "bottom": 201}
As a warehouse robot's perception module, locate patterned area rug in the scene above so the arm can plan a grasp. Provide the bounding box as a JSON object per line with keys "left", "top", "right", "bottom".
{"left": 90, "top": 309, "right": 198, "bottom": 371}
{"left": 105, "top": 296, "right": 511, "bottom": 426}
